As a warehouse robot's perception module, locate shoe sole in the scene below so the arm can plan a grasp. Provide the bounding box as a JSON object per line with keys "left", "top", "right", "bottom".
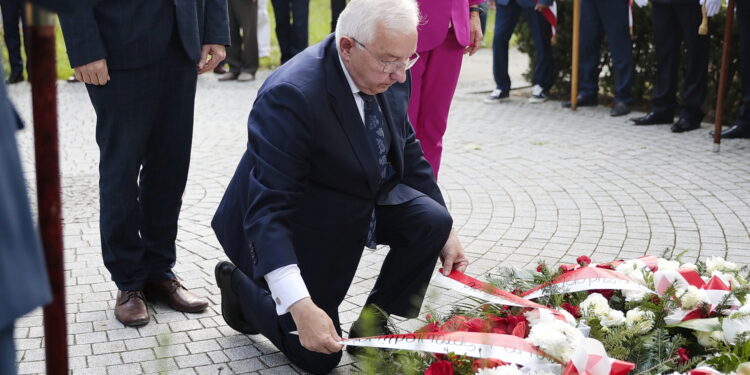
{"left": 115, "top": 312, "right": 150, "bottom": 327}
{"left": 214, "top": 262, "right": 258, "bottom": 334}
{"left": 528, "top": 98, "right": 547, "bottom": 104}
{"left": 483, "top": 97, "right": 510, "bottom": 104}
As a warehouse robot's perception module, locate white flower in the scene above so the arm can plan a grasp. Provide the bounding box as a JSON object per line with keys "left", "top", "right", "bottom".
{"left": 681, "top": 263, "right": 698, "bottom": 271}
{"left": 625, "top": 308, "right": 655, "bottom": 334}
{"left": 580, "top": 293, "right": 611, "bottom": 317}
{"left": 681, "top": 285, "right": 708, "bottom": 310}
{"left": 622, "top": 288, "right": 650, "bottom": 302}
{"left": 658, "top": 258, "right": 681, "bottom": 271}
{"left": 556, "top": 308, "right": 577, "bottom": 326}
{"left": 600, "top": 309, "right": 626, "bottom": 328}
{"left": 475, "top": 365, "right": 521, "bottom": 375}
{"left": 615, "top": 260, "right": 650, "bottom": 285}
{"left": 737, "top": 362, "right": 750, "bottom": 375}
{"left": 706, "top": 257, "right": 740, "bottom": 274}
{"left": 723, "top": 305, "right": 750, "bottom": 344}
{"left": 694, "top": 330, "right": 726, "bottom": 348}
{"left": 527, "top": 320, "right": 584, "bottom": 362}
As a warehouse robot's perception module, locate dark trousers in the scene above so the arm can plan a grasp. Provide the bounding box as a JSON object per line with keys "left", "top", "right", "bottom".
{"left": 492, "top": 1, "right": 554, "bottom": 91}
{"left": 233, "top": 195, "right": 452, "bottom": 374}
{"left": 578, "top": 0, "right": 634, "bottom": 104}
{"left": 227, "top": 0, "right": 259, "bottom": 74}
{"left": 86, "top": 35, "right": 197, "bottom": 291}
{"left": 330, "top": 0, "right": 345, "bottom": 32}
{"left": 650, "top": 1, "right": 708, "bottom": 122}
{"left": 737, "top": 0, "right": 750, "bottom": 128}
{"left": 1, "top": 324, "right": 15, "bottom": 375}
{"left": 0, "top": 0, "right": 27, "bottom": 76}
{"left": 270, "top": 0, "right": 309, "bottom": 64}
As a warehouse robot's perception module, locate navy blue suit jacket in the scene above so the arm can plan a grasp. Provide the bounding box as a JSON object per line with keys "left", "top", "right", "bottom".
{"left": 0, "top": 0, "right": 97, "bottom": 330}
{"left": 59, "top": 0, "right": 230, "bottom": 70}
{"left": 496, "top": 0, "right": 553, "bottom": 8}
{"left": 212, "top": 35, "right": 444, "bottom": 290}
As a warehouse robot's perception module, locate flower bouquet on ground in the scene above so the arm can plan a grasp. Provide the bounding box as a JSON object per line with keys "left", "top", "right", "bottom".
{"left": 347, "top": 253, "right": 750, "bottom": 375}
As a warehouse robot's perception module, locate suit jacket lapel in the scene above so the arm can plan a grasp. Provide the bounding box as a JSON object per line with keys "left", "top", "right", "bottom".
{"left": 376, "top": 93, "right": 404, "bottom": 178}
{"left": 324, "top": 40, "right": 381, "bottom": 194}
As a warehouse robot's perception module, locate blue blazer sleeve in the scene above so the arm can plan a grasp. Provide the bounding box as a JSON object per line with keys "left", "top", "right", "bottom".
{"left": 58, "top": 7, "right": 107, "bottom": 68}
{"left": 243, "top": 83, "right": 314, "bottom": 278}
{"left": 203, "top": 0, "right": 230, "bottom": 45}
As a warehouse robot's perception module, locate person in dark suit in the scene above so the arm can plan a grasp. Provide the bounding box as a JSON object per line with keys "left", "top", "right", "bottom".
{"left": 271, "top": 0, "right": 309, "bottom": 63}
{"left": 218, "top": 0, "right": 259, "bottom": 82}
{"left": 631, "top": 0, "right": 719, "bottom": 132}
{"left": 212, "top": 0, "right": 468, "bottom": 373}
{"left": 719, "top": 0, "right": 750, "bottom": 139}
{"left": 485, "top": 0, "right": 555, "bottom": 104}
{"left": 58, "top": 0, "right": 229, "bottom": 327}
{"left": 0, "top": 0, "right": 28, "bottom": 84}
{"left": 330, "top": 0, "right": 345, "bottom": 32}
{"left": 561, "top": 0, "right": 636, "bottom": 117}
{"left": 0, "top": 3, "right": 97, "bottom": 374}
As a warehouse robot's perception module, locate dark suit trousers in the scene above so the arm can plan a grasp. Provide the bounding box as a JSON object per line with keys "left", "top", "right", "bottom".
{"left": 330, "top": 0, "right": 345, "bottom": 32}
{"left": 578, "top": 0, "right": 634, "bottom": 104}
{"left": 86, "top": 35, "right": 197, "bottom": 291}
{"left": 0, "top": 0, "right": 27, "bottom": 75}
{"left": 232, "top": 195, "right": 452, "bottom": 374}
{"left": 270, "top": 0, "right": 309, "bottom": 63}
{"left": 227, "top": 0, "right": 259, "bottom": 74}
{"left": 492, "top": 1, "right": 554, "bottom": 91}
{"left": 0, "top": 324, "right": 15, "bottom": 375}
{"left": 737, "top": 0, "right": 750, "bottom": 128}
{"left": 650, "top": 1, "right": 708, "bottom": 122}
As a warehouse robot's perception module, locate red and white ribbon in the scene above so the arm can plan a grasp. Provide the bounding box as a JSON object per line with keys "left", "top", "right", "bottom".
{"left": 522, "top": 267, "right": 653, "bottom": 300}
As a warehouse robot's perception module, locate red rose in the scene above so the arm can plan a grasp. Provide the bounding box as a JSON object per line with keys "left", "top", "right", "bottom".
{"left": 590, "top": 289, "right": 615, "bottom": 300}
{"left": 596, "top": 263, "right": 615, "bottom": 270}
{"left": 425, "top": 360, "right": 454, "bottom": 375}
{"left": 561, "top": 302, "right": 581, "bottom": 318}
{"left": 466, "top": 317, "right": 492, "bottom": 333}
{"left": 511, "top": 289, "right": 523, "bottom": 296}
{"left": 510, "top": 320, "right": 529, "bottom": 338}
{"left": 676, "top": 347, "right": 690, "bottom": 364}
{"left": 425, "top": 313, "right": 433, "bottom": 321}
{"left": 417, "top": 322, "right": 441, "bottom": 333}
{"left": 440, "top": 316, "right": 469, "bottom": 332}
{"left": 536, "top": 264, "right": 545, "bottom": 273}
{"left": 559, "top": 264, "right": 577, "bottom": 272}
{"left": 472, "top": 358, "right": 506, "bottom": 371}
{"left": 577, "top": 255, "right": 592, "bottom": 267}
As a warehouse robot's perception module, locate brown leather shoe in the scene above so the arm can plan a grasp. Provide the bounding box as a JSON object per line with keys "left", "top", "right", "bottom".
{"left": 145, "top": 278, "right": 208, "bottom": 313}
{"left": 115, "top": 290, "right": 150, "bottom": 327}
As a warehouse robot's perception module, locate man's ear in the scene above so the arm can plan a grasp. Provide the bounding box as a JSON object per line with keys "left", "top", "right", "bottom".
{"left": 339, "top": 37, "right": 354, "bottom": 60}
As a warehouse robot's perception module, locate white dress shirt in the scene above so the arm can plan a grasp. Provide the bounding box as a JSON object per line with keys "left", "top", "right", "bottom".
{"left": 264, "top": 54, "right": 367, "bottom": 315}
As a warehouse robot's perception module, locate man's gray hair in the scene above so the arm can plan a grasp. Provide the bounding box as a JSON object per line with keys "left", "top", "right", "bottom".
{"left": 335, "top": 0, "right": 420, "bottom": 49}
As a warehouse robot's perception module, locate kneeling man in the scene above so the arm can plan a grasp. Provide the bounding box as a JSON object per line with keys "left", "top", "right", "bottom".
{"left": 211, "top": 0, "right": 468, "bottom": 373}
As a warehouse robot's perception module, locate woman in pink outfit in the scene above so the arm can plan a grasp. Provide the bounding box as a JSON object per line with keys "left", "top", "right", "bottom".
{"left": 409, "top": 0, "right": 484, "bottom": 178}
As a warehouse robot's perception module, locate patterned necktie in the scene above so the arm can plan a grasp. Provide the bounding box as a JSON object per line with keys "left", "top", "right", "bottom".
{"left": 360, "top": 93, "right": 387, "bottom": 249}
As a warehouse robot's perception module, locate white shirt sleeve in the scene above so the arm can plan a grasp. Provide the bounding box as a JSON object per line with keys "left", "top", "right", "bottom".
{"left": 264, "top": 264, "right": 311, "bottom": 315}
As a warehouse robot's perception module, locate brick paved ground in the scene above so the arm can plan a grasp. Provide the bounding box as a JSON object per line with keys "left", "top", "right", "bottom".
{"left": 9, "top": 47, "right": 750, "bottom": 374}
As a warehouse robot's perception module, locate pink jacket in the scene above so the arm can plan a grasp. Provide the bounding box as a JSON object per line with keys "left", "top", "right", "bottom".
{"left": 416, "top": 0, "right": 484, "bottom": 52}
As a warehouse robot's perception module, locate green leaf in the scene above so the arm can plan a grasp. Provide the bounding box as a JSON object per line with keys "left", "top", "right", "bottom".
{"left": 667, "top": 318, "right": 721, "bottom": 332}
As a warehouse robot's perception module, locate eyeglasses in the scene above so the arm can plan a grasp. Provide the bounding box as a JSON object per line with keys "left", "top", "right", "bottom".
{"left": 350, "top": 37, "right": 419, "bottom": 74}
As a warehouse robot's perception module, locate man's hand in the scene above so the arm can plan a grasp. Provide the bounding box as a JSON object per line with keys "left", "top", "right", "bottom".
{"left": 439, "top": 229, "right": 469, "bottom": 276}
{"left": 74, "top": 59, "right": 109, "bottom": 85}
{"left": 197, "top": 44, "right": 226, "bottom": 74}
{"left": 534, "top": 3, "right": 549, "bottom": 11}
{"left": 289, "top": 298, "right": 343, "bottom": 354}
{"left": 466, "top": 12, "right": 484, "bottom": 55}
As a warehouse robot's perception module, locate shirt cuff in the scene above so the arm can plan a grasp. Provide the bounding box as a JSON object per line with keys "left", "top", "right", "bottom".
{"left": 264, "top": 264, "right": 311, "bottom": 315}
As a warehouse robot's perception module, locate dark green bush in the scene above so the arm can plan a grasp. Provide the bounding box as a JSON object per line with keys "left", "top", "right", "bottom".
{"left": 514, "top": 4, "right": 743, "bottom": 123}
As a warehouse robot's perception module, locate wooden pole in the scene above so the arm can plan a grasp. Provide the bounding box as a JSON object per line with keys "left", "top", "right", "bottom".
{"left": 27, "top": 4, "right": 68, "bottom": 375}
{"left": 571, "top": 0, "right": 581, "bottom": 110}
{"left": 713, "top": 0, "right": 736, "bottom": 152}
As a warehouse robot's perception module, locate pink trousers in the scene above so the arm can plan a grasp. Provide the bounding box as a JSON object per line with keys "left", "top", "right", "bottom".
{"left": 408, "top": 29, "right": 464, "bottom": 179}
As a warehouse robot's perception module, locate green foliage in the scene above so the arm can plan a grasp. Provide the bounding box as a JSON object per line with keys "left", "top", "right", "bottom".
{"left": 515, "top": 5, "right": 745, "bottom": 124}
{"left": 631, "top": 328, "right": 688, "bottom": 375}
{"left": 353, "top": 349, "right": 427, "bottom": 375}
{"left": 704, "top": 338, "right": 750, "bottom": 373}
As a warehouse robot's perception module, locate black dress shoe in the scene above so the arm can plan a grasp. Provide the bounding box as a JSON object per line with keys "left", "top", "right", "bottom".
{"left": 562, "top": 95, "right": 598, "bottom": 108}
{"left": 631, "top": 111, "right": 673, "bottom": 125}
{"left": 346, "top": 304, "right": 392, "bottom": 356}
{"left": 719, "top": 124, "right": 750, "bottom": 139}
{"left": 6, "top": 72, "right": 23, "bottom": 84}
{"left": 215, "top": 261, "right": 258, "bottom": 334}
{"left": 671, "top": 117, "right": 701, "bottom": 133}
{"left": 610, "top": 101, "right": 631, "bottom": 117}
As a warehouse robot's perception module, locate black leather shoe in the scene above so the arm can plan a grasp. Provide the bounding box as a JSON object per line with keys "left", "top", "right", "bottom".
{"left": 671, "top": 117, "right": 701, "bottom": 133}
{"left": 718, "top": 124, "right": 750, "bottom": 139}
{"left": 631, "top": 111, "right": 673, "bottom": 125}
{"left": 562, "top": 95, "right": 597, "bottom": 108}
{"left": 6, "top": 72, "right": 23, "bottom": 84}
{"left": 346, "top": 304, "right": 392, "bottom": 356}
{"left": 610, "top": 102, "right": 631, "bottom": 117}
{"left": 215, "top": 261, "right": 258, "bottom": 334}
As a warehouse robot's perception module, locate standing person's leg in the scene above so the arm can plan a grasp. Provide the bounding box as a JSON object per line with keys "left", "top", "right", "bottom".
{"left": 600, "top": 0, "right": 634, "bottom": 105}
{"left": 676, "top": 3, "right": 708, "bottom": 124}
{"left": 1, "top": 0, "right": 24, "bottom": 81}
{"left": 225, "top": 0, "right": 243, "bottom": 76}
{"left": 736, "top": 0, "right": 750, "bottom": 130}
{"left": 331, "top": 0, "right": 346, "bottom": 32}
{"left": 257, "top": 0, "right": 272, "bottom": 58}
{"left": 523, "top": 7, "right": 554, "bottom": 91}
{"left": 271, "top": 0, "right": 292, "bottom": 63}
{"left": 407, "top": 32, "right": 464, "bottom": 178}
{"left": 577, "top": 0, "right": 603, "bottom": 102}
{"left": 407, "top": 49, "right": 429, "bottom": 137}
{"left": 491, "top": 2, "right": 522, "bottom": 93}
{"left": 650, "top": 2, "right": 680, "bottom": 118}
{"left": 0, "top": 324, "right": 16, "bottom": 375}
{"left": 237, "top": 0, "right": 259, "bottom": 76}
{"left": 290, "top": 0, "right": 310, "bottom": 59}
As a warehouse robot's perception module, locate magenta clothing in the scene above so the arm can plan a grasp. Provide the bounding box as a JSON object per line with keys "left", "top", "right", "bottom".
{"left": 409, "top": 0, "right": 480, "bottom": 177}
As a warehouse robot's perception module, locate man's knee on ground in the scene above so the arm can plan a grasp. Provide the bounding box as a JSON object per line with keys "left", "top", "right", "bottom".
{"left": 422, "top": 204, "right": 453, "bottom": 241}
{"left": 290, "top": 348, "right": 342, "bottom": 375}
